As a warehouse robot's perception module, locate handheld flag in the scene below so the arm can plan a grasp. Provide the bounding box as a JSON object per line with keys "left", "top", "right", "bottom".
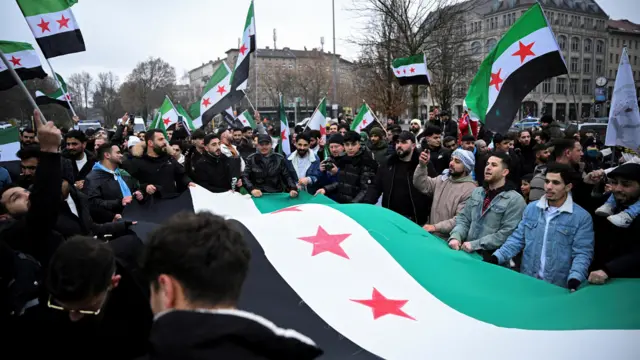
{"left": 391, "top": 54, "right": 431, "bottom": 86}
{"left": 0, "top": 40, "right": 46, "bottom": 91}
{"left": 237, "top": 110, "right": 257, "bottom": 130}
{"left": 351, "top": 103, "right": 381, "bottom": 133}
{"left": 464, "top": 3, "right": 567, "bottom": 134}
{"left": 605, "top": 47, "right": 640, "bottom": 154}
{"left": 306, "top": 97, "right": 328, "bottom": 141}
{"left": 200, "top": 62, "right": 244, "bottom": 128}
{"left": 35, "top": 72, "right": 71, "bottom": 109}
{"left": 231, "top": 0, "right": 256, "bottom": 91}
{"left": 16, "top": 0, "right": 86, "bottom": 58}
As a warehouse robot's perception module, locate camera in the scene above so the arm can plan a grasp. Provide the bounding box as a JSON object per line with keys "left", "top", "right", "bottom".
{"left": 323, "top": 160, "right": 335, "bottom": 171}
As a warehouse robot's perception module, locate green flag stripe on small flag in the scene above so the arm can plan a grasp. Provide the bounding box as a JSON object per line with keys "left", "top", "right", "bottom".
{"left": 0, "top": 127, "right": 21, "bottom": 163}
{"left": 306, "top": 97, "right": 328, "bottom": 141}
{"left": 351, "top": 103, "right": 378, "bottom": 133}
{"left": 391, "top": 54, "right": 431, "bottom": 86}
{"left": 17, "top": 0, "right": 85, "bottom": 58}
{"left": 0, "top": 40, "right": 47, "bottom": 91}
{"left": 231, "top": 0, "right": 256, "bottom": 91}
{"left": 238, "top": 110, "right": 256, "bottom": 129}
{"left": 176, "top": 103, "right": 196, "bottom": 130}
{"left": 199, "top": 62, "right": 244, "bottom": 128}
{"left": 36, "top": 72, "right": 71, "bottom": 109}
{"left": 464, "top": 3, "right": 567, "bottom": 134}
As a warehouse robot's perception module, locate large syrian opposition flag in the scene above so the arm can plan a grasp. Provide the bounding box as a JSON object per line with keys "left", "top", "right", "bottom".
{"left": 351, "top": 103, "right": 381, "bottom": 133}
{"left": 464, "top": 3, "right": 567, "bottom": 134}
{"left": 305, "top": 97, "right": 328, "bottom": 141}
{"left": 391, "top": 54, "right": 431, "bottom": 86}
{"left": 124, "top": 187, "right": 640, "bottom": 360}
{"left": 35, "top": 72, "right": 71, "bottom": 109}
{"left": 230, "top": 0, "right": 256, "bottom": 91}
{"left": 605, "top": 47, "right": 640, "bottom": 154}
{"left": 279, "top": 94, "right": 291, "bottom": 156}
{"left": 0, "top": 40, "right": 46, "bottom": 91}
{"left": 16, "top": 0, "right": 86, "bottom": 58}
{"left": 200, "top": 62, "right": 244, "bottom": 128}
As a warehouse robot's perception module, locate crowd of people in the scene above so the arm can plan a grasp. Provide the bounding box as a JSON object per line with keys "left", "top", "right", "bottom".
{"left": 0, "top": 107, "right": 638, "bottom": 358}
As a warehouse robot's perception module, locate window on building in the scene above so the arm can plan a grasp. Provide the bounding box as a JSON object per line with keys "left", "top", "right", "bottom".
{"left": 502, "top": 15, "right": 506, "bottom": 27}
{"left": 617, "top": 39, "right": 620, "bottom": 47}
{"left": 635, "top": 56, "right": 638, "bottom": 66}
{"left": 558, "top": 35, "right": 567, "bottom": 50}
{"left": 571, "top": 37, "right": 580, "bottom": 52}
{"left": 608, "top": 86, "right": 613, "bottom": 100}
{"left": 582, "top": 79, "right": 592, "bottom": 95}
{"left": 596, "top": 40, "right": 604, "bottom": 54}
{"left": 610, "top": 38, "right": 613, "bottom": 47}
{"left": 556, "top": 77, "right": 566, "bottom": 94}
{"left": 610, "top": 53, "right": 613, "bottom": 63}
{"left": 596, "top": 59, "right": 603, "bottom": 75}
{"left": 471, "top": 41, "right": 481, "bottom": 55}
{"left": 616, "top": 54, "right": 619, "bottom": 63}
{"left": 556, "top": 103, "right": 566, "bottom": 122}
{"left": 570, "top": 78, "right": 579, "bottom": 94}
{"left": 583, "top": 38, "right": 592, "bottom": 53}
{"left": 609, "top": 69, "right": 613, "bottom": 78}
{"left": 570, "top": 57, "right": 579, "bottom": 73}
{"left": 583, "top": 58, "right": 591, "bottom": 74}
{"left": 542, "top": 79, "right": 552, "bottom": 93}
{"left": 486, "top": 38, "right": 497, "bottom": 53}
{"left": 623, "top": 40, "right": 627, "bottom": 47}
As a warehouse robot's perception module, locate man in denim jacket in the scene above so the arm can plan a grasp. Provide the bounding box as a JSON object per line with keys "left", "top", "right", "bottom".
{"left": 489, "top": 163, "right": 594, "bottom": 291}
{"left": 449, "top": 152, "right": 526, "bottom": 258}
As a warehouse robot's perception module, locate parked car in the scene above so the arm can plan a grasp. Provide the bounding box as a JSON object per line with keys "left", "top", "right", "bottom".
{"left": 510, "top": 117, "right": 540, "bottom": 131}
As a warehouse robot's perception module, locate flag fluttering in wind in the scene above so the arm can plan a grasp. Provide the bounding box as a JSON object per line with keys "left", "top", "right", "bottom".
{"left": 0, "top": 127, "right": 20, "bottom": 166}
{"left": 237, "top": 110, "right": 257, "bottom": 129}
{"left": 231, "top": 0, "right": 256, "bottom": 91}
{"left": 152, "top": 97, "right": 195, "bottom": 132}
{"left": 16, "top": 0, "right": 85, "bottom": 58}
{"left": 391, "top": 54, "right": 431, "bottom": 86}
{"left": 351, "top": 103, "right": 381, "bottom": 133}
{"left": 0, "top": 40, "right": 46, "bottom": 91}
{"left": 464, "top": 3, "right": 567, "bottom": 134}
{"left": 35, "top": 72, "right": 71, "bottom": 109}
{"left": 123, "top": 187, "right": 640, "bottom": 360}
{"left": 306, "top": 97, "right": 328, "bottom": 141}
{"left": 175, "top": 103, "right": 196, "bottom": 131}
{"left": 199, "top": 62, "right": 244, "bottom": 128}
{"left": 605, "top": 47, "right": 640, "bottom": 154}
{"left": 279, "top": 94, "right": 291, "bottom": 156}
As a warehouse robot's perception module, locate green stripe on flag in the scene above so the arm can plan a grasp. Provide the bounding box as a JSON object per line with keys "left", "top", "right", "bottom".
{"left": 0, "top": 40, "right": 36, "bottom": 54}
{"left": 391, "top": 54, "right": 424, "bottom": 68}
{"left": 16, "top": 0, "right": 77, "bottom": 17}
{"left": 244, "top": 1, "right": 255, "bottom": 30}
{"left": 0, "top": 127, "right": 20, "bottom": 145}
{"left": 491, "top": 4, "right": 548, "bottom": 60}
{"left": 203, "top": 63, "right": 230, "bottom": 94}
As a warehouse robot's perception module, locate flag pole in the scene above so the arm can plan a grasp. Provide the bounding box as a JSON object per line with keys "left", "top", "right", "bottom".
{"left": 44, "top": 58, "right": 77, "bottom": 118}
{"left": 253, "top": 0, "right": 259, "bottom": 110}
{"left": 0, "top": 49, "right": 47, "bottom": 125}
{"left": 243, "top": 90, "right": 258, "bottom": 113}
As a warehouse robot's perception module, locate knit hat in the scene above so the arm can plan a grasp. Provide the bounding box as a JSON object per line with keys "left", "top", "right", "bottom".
{"left": 370, "top": 127, "right": 385, "bottom": 138}
{"left": 410, "top": 119, "right": 421, "bottom": 126}
{"left": 127, "top": 136, "right": 141, "bottom": 148}
{"left": 451, "top": 148, "right": 475, "bottom": 174}
{"left": 327, "top": 134, "right": 344, "bottom": 145}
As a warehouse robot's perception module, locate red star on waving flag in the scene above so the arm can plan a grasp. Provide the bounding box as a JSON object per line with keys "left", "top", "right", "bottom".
{"left": 319, "top": 126, "right": 326, "bottom": 137}
{"left": 9, "top": 56, "right": 21, "bottom": 67}
{"left": 37, "top": 18, "right": 51, "bottom": 33}
{"left": 281, "top": 129, "right": 287, "bottom": 141}
{"left": 351, "top": 288, "right": 416, "bottom": 320}
{"left": 410, "top": 67, "right": 415, "bottom": 73}
{"left": 403, "top": 69, "right": 406, "bottom": 74}
{"left": 271, "top": 206, "right": 302, "bottom": 214}
{"left": 362, "top": 119, "right": 368, "bottom": 126}
{"left": 512, "top": 41, "right": 535, "bottom": 63}
{"left": 57, "top": 14, "right": 70, "bottom": 29}
{"left": 239, "top": 44, "right": 248, "bottom": 56}
{"left": 297, "top": 226, "right": 351, "bottom": 259}
{"left": 202, "top": 97, "right": 211, "bottom": 108}
{"left": 65, "top": 93, "right": 71, "bottom": 100}
{"left": 216, "top": 85, "right": 227, "bottom": 96}
{"left": 489, "top": 68, "right": 504, "bottom": 92}
{"left": 396, "top": 70, "right": 401, "bottom": 75}
{"left": 163, "top": 117, "right": 171, "bottom": 126}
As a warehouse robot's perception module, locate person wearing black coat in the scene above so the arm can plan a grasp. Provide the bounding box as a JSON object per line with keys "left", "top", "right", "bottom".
{"left": 63, "top": 130, "right": 97, "bottom": 186}
{"left": 365, "top": 132, "right": 435, "bottom": 225}
{"left": 127, "top": 129, "right": 194, "bottom": 199}
{"left": 193, "top": 134, "right": 241, "bottom": 193}
{"left": 242, "top": 135, "right": 297, "bottom": 195}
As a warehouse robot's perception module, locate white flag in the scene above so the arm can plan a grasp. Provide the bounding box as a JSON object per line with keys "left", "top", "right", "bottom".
{"left": 605, "top": 47, "right": 640, "bottom": 154}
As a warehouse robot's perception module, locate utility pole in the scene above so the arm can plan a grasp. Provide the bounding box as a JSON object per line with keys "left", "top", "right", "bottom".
{"left": 332, "top": 0, "right": 338, "bottom": 118}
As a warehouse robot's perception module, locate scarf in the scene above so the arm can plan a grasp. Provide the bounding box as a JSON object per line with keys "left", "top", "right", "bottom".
{"left": 92, "top": 162, "right": 132, "bottom": 197}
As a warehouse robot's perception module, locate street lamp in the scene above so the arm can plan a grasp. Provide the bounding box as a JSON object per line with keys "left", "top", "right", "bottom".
{"left": 332, "top": 0, "right": 338, "bottom": 118}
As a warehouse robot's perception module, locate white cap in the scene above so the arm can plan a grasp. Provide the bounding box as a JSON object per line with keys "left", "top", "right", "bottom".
{"left": 128, "top": 136, "right": 141, "bottom": 148}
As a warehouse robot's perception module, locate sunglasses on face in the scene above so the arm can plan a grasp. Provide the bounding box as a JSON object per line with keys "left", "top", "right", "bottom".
{"left": 47, "top": 293, "right": 108, "bottom": 316}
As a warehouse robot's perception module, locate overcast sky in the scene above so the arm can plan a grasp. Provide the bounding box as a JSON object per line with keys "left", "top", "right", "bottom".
{"left": 0, "top": 0, "right": 637, "bottom": 85}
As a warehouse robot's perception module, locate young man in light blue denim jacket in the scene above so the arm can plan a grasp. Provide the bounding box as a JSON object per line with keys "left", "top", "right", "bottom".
{"left": 449, "top": 152, "right": 526, "bottom": 258}
{"left": 488, "top": 162, "right": 594, "bottom": 291}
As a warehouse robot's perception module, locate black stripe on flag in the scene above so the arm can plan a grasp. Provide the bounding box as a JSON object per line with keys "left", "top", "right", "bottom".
{"left": 36, "top": 95, "right": 71, "bottom": 109}
{"left": 484, "top": 52, "right": 567, "bottom": 134}
{"left": 37, "top": 30, "right": 86, "bottom": 59}
{"left": 0, "top": 67, "right": 47, "bottom": 91}
{"left": 201, "top": 89, "right": 245, "bottom": 128}
{"left": 122, "top": 193, "right": 381, "bottom": 359}
{"left": 396, "top": 74, "right": 430, "bottom": 87}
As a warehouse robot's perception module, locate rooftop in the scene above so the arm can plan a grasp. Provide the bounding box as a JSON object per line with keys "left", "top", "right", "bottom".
{"left": 483, "top": 0, "right": 607, "bottom": 16}
{"left": 226, "top": 47, "right": 354, "bottom": 64}
{"left": 607, "top": 19, "right": 640, "bottom": 34}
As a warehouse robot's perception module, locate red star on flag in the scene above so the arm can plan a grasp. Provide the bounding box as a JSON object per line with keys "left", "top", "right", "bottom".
{"left": 297, "top": 226, "right": 351, "bottom": 259}
{"left": 37, "top": 18, "right": 51, "bottom": 33}
{"left": 351, "top": 288, "right": 416, "bottom": 320}
{"left": 403, "top": 69, "right": 406, "bottom": 74}
{"left": 489, "top": 68, "right": 504, "bottom": 92}
{"left": 512, "top": 41, "right": 535, "bottom": 63}
{"left": 57, "top": 14, "right": 70, "bottom": 29}
{"left": 271, "top": 206, "right": 302, "bottom": 214}
{"left": 239, "top": 44, "right": 248, "bottom": 56}
{"left": 163, "top": 117, "right": 171, "bottom": 126}
{"left": 410, "top": 67, "right": 415, "bottom": 73}
{"left": 281, "top": 129, "right": 287, "bottom": 141}
{"left": 65, "top": 93, "right": 71, "bottom": 100}
{"left": 202, "top": 97, "right": 211, "bottom": 108}
{"left": 319, "top": 126, "right": 326, "bottom": 137}
{"left": 362, "top": 119, "right": 368, "bottom": 126}
{"left": 9, "top": 56, "right": 21, "bottom": 67}
{"left": 216, "top": 85, "right": 227, "bottom": 96}
{"left": 396, "top": 70, "right": 401, "bottom": 75}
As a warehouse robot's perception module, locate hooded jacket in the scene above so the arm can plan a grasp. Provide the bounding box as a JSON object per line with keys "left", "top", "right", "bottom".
{"left": 143, "top": 309, "right": 322, "bottom": 360}
{"left": 126, "top": 143, "right": 191, "bottom": 198}
{"left": 367, "top": 139, "right": 391, "bottom": 167}
{"left": 242, "top": 151, "right": 297, "bottom": 194}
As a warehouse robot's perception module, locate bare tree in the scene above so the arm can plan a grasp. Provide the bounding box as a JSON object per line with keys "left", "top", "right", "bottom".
{"left": 0, "top": 77, "right": 70, "bottom": 127}
{"left": 93, "top": 72, "right": 123, "bottom": 127}
{"left": 295, "top": 51, "right": 332, "bottom": 111}
{"left": 260, "top": 66, "right": 297, "bottom": 107}
{"left": 122, "top": 57, "right": 176, "bottom": 119}
{"left": 68, "top": 72, "right": 93, "bottom": 118}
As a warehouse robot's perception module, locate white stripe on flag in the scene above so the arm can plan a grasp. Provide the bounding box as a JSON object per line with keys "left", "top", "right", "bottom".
{"left": 0, "top": 49, "right": 41, "bottom": 72}
{"left": 25, "top": 8, "right": 79, "bottom": 38}
{"left": 0, "top": 141, "right": 20, "bottom": 162}
{"left": 393, "top": 62, "right": 428, "bottom": 78}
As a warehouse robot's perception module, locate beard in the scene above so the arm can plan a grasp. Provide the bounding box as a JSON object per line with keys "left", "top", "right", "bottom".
{"left": 152, "top": 145, "right": 165, "bottom": 155}
{"left": 449, "top": 167, "right": 465, "bottom": 177}
{"left": 297, "top": 149, "right": 309, "bottom": 157}
{"left": 396, "top": 148, "right": 411, "bottom": 158}
{"left": 410, "top": 127, "right": 420, "bottom": 134}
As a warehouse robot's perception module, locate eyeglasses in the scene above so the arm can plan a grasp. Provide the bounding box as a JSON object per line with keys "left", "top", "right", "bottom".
{"left": 47, "top": 294, "right": 107, "bottom": 316}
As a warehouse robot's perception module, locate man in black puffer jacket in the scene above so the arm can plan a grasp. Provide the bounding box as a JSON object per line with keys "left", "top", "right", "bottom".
{"left": 242, "top": 135, "right": 298, "bottom": 198}
{"left": 317, "top": 131, "right": 378, "bottom": 204}
{"left": 193, "top": 134, "right": 241, "bottom": 193}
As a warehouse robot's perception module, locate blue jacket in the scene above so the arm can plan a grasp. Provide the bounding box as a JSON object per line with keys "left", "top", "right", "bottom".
{"left": 286, "top": 151, "right": 322, "bottom": 194}
{"left": 493, "top": 194, "right": 594, "bottom": 288}
{"left": 0, "top": 167, "right": 11, "bottom": 187}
